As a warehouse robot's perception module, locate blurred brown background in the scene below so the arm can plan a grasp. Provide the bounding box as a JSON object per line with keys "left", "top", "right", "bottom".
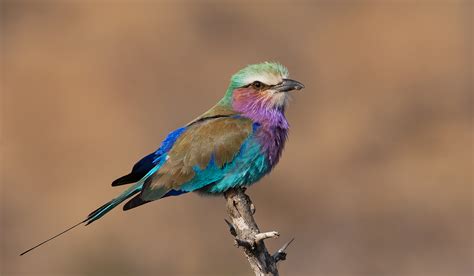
{"left": 1, "top": 1, "right": 472, "bottom": 275}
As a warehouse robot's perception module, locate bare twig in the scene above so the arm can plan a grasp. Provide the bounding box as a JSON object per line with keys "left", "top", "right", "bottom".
{"left": 224, "top": 219, "right": 237, "bottom": 237}
{"left": 255, "top": 231, "right": 280, "bottom": 243}
{"left": 273, "top": 238, "right": 295, "bottom": 263}
{"left": 224, "top": 188, "right": 294, "bottom": 276}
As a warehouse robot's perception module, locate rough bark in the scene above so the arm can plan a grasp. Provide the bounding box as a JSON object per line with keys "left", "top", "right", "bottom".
{"left": 224, "top": 188, "right": 293, "bottom": 276}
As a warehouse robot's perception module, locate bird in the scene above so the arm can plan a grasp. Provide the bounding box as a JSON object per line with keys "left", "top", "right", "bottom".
{"left": 20, "top": 61, "right": 304, "bottom": 255}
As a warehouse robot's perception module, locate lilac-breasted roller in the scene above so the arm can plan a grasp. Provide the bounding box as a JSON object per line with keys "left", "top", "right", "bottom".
{"left": 21, "top": 62, "right": 304, "bottom": 255}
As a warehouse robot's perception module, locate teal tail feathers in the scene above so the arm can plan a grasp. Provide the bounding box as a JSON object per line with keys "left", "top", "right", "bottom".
{"left": 20, "top": 182, "right": 143, "bottom": 256}
{"left": 85, "top": 182, "right": 142, "bottom": 225}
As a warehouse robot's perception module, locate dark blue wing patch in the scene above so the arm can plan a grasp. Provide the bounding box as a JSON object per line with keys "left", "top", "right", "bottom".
{"left": 111, "top": 152, "right": 158, "bottom": 186}
{"left": 111, "top": 127, "right": 187, "bottom": 186}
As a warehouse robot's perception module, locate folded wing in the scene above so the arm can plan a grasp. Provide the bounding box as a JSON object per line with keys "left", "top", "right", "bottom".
{"left": 124, "top": 116, "right": 254, "bottom": 209}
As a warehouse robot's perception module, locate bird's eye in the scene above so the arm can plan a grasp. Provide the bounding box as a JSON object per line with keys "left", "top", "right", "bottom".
{"left": 252, "top": 81, "right": 263, "bottom": 89}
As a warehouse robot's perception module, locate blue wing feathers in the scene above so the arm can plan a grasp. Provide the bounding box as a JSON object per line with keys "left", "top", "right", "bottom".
{"left": 154, "top": 127, "right": 186, "bottom": 155}
{"left": 92, "top": 122, "right": 263, "bottom": 222}
{"left": 87, "top": 127, "right": 188, "bottom": 223}
{"left": 111, "top": 127, "right": 187, "bottom": 187}
{"left": 111, "top": 153, "right": 157, "bottom": 186}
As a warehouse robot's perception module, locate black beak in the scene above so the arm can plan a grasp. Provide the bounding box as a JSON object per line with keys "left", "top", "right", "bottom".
{"left": 275, "top": 78, "right": 305, "bottom": 92}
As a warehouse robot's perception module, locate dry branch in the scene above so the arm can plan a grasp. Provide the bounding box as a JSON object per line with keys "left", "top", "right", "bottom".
{"left": 224, "top": 188, "right": 293, "bottom": 276}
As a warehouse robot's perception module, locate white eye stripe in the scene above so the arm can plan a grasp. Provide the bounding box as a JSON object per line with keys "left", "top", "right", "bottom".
{"left": 243, "top": 72, "right": 288, "bottom": 86}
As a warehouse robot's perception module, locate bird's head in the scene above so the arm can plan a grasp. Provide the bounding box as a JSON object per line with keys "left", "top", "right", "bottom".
{"left": 221, "top": 62, "right": 304, "bottom": 114}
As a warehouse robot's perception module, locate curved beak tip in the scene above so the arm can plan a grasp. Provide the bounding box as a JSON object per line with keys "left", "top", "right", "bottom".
{"left": 295, "top": 82, "right": 305, "bottom": 90}
{"left": 278, "top": 79, "right": 304, "bottom": 92}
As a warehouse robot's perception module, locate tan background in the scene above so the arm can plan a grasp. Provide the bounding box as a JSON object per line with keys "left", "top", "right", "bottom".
{"left": 1, "top": 1, "right": 472, "bottom": 275}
